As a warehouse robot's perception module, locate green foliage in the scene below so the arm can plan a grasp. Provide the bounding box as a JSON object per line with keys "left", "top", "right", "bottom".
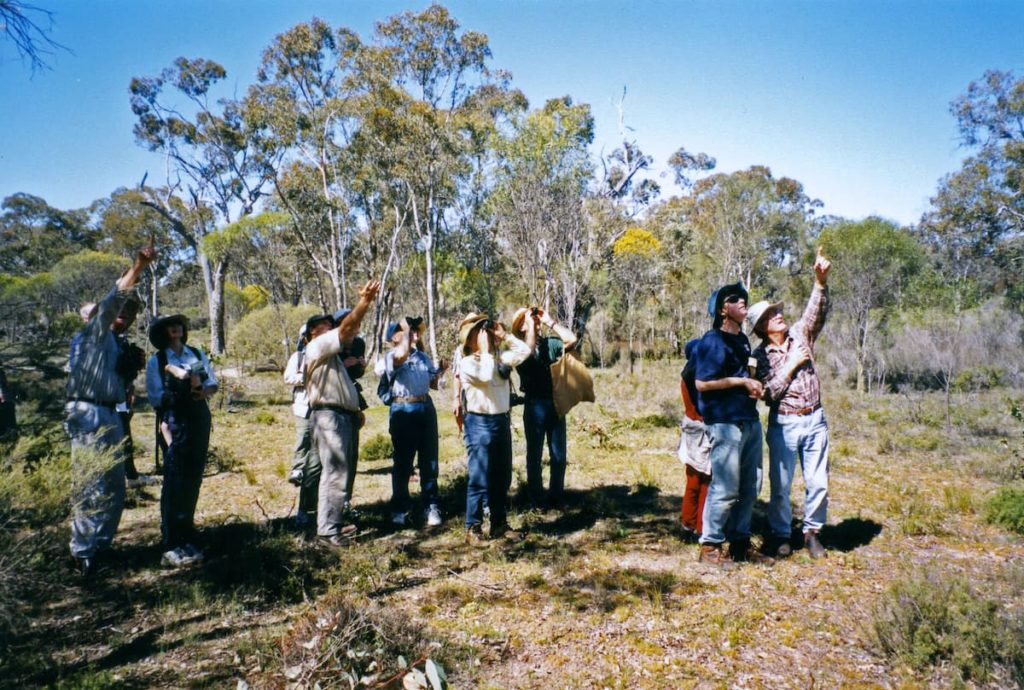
{"left": 873, "top": 572, "right": 1024, "bottom": 685}
{"left": 228, "top": 304, "right": 320, "bottom": 372}
{"left": 361, "top": 433, "right": 393, "bottom": 462}
{"left": 252, "top": 410, "right": 276, "bottom": 426}
{"left": 986, "top": 486, "right": 1024, "bottom": 534}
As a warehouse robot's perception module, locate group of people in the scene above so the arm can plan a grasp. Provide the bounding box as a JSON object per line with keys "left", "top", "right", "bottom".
{"left": 65, "top": 241, "right": 219, "bottom": 575}
{"left": 678, "top": 248, "right": 833, "bottom": 568}
{"left": 283, "top": 294, "right": 581, "bottom": 546}
{"left": 62, "top": 239, "right": 832, "bottom": 577}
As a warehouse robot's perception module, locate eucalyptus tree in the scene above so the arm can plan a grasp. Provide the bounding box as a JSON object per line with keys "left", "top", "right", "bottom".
{"left": 487, "top": 96, "right": 593, "bottom": 319}
{"left": 245, "top": 19, "right": 368, "bottom": 312}
{"left": 920, "top": 70, "right": 1024, "bottom": 310}
{"left": 364, "top": 3, "right": 520, "bottom": 360}
{"left": 130, "top": 57, "right": 279, "bottom": 353}
{"left": 819, "top": 217, "right": 925, "bottom": 393}
{"left": 683, "top": 166, "right": 819, "bottom": 292}
{"left": 0, "top": 193, "right": 93, "bottom": 276}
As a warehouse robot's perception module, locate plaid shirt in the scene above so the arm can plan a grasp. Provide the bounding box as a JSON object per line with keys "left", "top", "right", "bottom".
{"left": 754, "top": 284, "right": 829, "bottom": 414}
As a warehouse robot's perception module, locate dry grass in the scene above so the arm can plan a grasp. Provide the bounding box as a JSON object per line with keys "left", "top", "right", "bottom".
{"left": 1, "top": 359, "right": 1022, "bottom": 688}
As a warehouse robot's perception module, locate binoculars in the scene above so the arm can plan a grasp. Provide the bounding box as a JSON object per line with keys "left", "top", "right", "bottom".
{"left": 406, "top": 316, "right": 424, "bottom": 329}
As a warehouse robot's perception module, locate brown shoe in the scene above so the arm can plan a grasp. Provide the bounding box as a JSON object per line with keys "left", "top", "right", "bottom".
{"left": 729, "top": 540, "right": 775, "bottom": 566}
{"left": 465, "top": 524, "right": 487, "bottom": 546}
{"left": 804, "top": 530, "right": 826, "bottom": 559}
{"left": 698, "top": 544, "right": 737, "bottom": 570}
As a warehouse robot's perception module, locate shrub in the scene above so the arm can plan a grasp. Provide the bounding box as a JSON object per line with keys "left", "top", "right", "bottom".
{"left": 872, "top": 573, "right": 1024, "bottom": 685}
{"left": 361, "top": 433, "right": 393, "bottom": 462}
{"left": 986, "top": 485, "right": 1024, "bottom": 534}
{"left": 252, "top": 410, "right": 276, "bottom": 426}
{"left": 229, "top": 304, "right": 321, "bottom": 372}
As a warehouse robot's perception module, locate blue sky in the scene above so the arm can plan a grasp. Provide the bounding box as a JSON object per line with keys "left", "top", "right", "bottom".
{"left": 1, "top": 0, "right": 1021, "bottom": 226}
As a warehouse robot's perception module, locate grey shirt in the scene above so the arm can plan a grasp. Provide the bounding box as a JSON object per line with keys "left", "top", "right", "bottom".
{"left": 66, "top": 286, "right": 132, "bottom": 404}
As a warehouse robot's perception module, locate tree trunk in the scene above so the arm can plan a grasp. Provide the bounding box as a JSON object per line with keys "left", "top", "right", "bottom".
{"left": 209, "top": 257, "right": 228, "bottom": 355}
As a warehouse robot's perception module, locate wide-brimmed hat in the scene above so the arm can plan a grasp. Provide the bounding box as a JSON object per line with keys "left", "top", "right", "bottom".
{"left": 510, "top": 307, "right": 539, "bottom": 336}
{"left": 458, "top": 312, "right": 491, "bottom": 349}
{"left": 707, "top": 282, "right": 749, "bottom": 324}
{"left": 747, "top": 300, "right": 785, "bottom": 336}
{"left": 148, "top": 314, "right": 189, "bottom": 349}
{"left": 305, "top": 313, "right": 335, "bottom": 335}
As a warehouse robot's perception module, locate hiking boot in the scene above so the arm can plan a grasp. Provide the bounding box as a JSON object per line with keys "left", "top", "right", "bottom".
{"left": 730, "top": 540, "right": 775, "bottom": 566}
{"left": 804, "top": 530, "right": 827, "bottom": 559}
{"left": 426, "top": 505, "right": 443, "bottom": 527}
{"left": 465, "top": 524, "right": 487, "bottom": 546}
{"left": 287, "top": 468, "right": 304, "bottom": 486}
{"left": 767, "top": 537, "right": 792, "bottom": 558}
{"left": 162, "top": 547, "right": 198, "bottom": 568}
{"left": 317, "top": 526, "right": 358, "bottom": 549}
{"left": 698, "top": 544, "right": 737, "bottom": 570}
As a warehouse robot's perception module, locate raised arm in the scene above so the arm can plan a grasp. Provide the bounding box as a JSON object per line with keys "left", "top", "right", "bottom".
{"left": 338, "top": 280, "right": 381, "bottom": 345}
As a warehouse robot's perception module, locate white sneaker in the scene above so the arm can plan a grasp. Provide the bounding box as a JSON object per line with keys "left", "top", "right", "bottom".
{"left": 287, "top": 468, "right": 304, "bottom": 486}
{"left": 391, "top": 512, "right": 408, "bottom": 527}
{"left": 183, "top": 544, "right": 205, "bottom": 562}
{"left": 161, "top": 547, "right": 197, "bottom": 568}
{"left": 483, "top": 505, "right": 491, "bottom": 519}
{"left": 426, "top": 505, "right": 442, "bottom": 527}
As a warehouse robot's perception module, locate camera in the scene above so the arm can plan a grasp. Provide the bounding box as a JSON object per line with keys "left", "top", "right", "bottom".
{"left": 481, "top": 319, "right": 494, "bottom": 330}
{"left": 530, "top": 307, "right": 540, "bottom": 317}
{"left": 406, "top": 316, "right": 424, "bottom": 330}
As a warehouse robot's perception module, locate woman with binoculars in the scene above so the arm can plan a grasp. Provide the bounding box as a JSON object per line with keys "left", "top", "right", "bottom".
{"left": 145, "top": 314, "right": 218, "bottom": 568}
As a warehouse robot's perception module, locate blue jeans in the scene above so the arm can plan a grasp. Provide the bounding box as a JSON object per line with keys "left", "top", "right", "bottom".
{"left": 523, "top": 398, "right": 567, "bottom": 503}
{"left": 700, "top": 419, "right": 762, "bottom": 545}
{"left": 464, "top": 412, "right": 512, "bottom": 529}
{"left": 160, "top": 402, "right": 211, "bottom": 549}
{"left": 766, "top": 408, "right": 829, "bottom": 537}
{"left": 389, "top": 400, "right": 439, "bottom": 514}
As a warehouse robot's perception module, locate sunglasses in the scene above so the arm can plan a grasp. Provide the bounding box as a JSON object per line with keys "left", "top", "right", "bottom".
{"left": 724, "top": 294, "right": 744, "bottom": 304}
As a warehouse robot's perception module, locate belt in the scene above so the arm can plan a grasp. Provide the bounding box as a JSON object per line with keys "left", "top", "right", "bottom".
{"left": 393, "top": 395, "right": 429, "bottom": 404}
{"left": 466, "top": 410, "right": 510, "bottom": 418}
{"left": 67, "top": 397, "right": 118, "bottom": 409}
{"left": 777, "top": 403, "right": 821, "bottom": 417}
{"left": 310, "top": 404, "right": 359, "bottom": 415}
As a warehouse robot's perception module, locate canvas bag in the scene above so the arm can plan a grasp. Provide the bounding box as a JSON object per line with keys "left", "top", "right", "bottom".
{"left": 549, "top": 350, "right": 595, "bottom": 418}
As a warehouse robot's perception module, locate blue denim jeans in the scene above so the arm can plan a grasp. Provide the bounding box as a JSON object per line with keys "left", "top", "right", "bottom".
{"left": 160, "top": 402, "right": 211, "bottom": 549}
{"left": 389, "top": 400, "right": 439, "bottom": 514}
{"left": 523, "top": 398, "right": 567, "bottom": 503}
{"left": 464, "top": 412, "right": 512, "bottom": 529}
{"left": 766, "top": 407, "right": 829, "bottom": 537}
{"left": 700, "top": 419, "right": 763, "bottom": 545}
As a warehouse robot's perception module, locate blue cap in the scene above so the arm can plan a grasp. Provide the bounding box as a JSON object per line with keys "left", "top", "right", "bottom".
{"left": 333, "top": 308, "right": 352, "bottom": 323}
{"left": 385, "top": 321, "right": 400, "bottom": 341}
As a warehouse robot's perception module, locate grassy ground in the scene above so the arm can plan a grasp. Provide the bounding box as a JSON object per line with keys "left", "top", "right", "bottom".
{"left": 2, "top": 360, "right": 1022, "bottom": 688}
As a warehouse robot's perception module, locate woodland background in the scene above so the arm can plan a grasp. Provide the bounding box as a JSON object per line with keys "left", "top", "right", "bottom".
{"left": 1, "top": 5, "right": 1023, "bottom": 689}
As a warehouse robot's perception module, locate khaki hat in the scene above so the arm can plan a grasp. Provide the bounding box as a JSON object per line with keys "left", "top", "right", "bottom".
{"left": 747, "top": 300, "right": 784, "bottom": 336}
{"left": 510, "top": 307, "right": 535, "bottom": 336}
{"left": 458, "top": 312, "right": 491, "bottom": 350}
